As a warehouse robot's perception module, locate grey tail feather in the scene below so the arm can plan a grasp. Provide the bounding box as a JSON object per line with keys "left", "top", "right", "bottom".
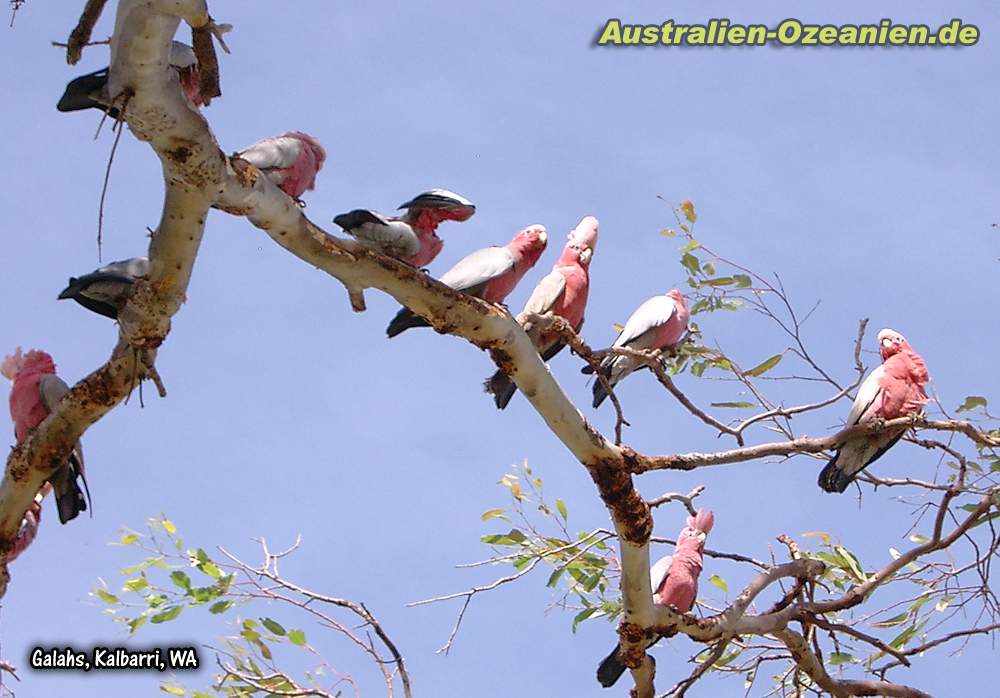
{"left": 596, "top": 644, "right": 626, "bottom": 688}
{"left": 57, "top": 69, "right": 111, "bottom": 114}
{"left": 56, "top": 457, "right": 89, "bottom": 525}
{"left": 386, "top": 307, "right": 429, "bottom": 338}
{"left": 818, "top": 452, "right": 851, "bottom": 493}
{"left": 484, "top": 371, "right": 517, "bottom": 410}
{"left": 591, "top": 361, "right": 614, "bottom": 409}
{"left": 58, "top": 277, "right": 82, "bottom": 300}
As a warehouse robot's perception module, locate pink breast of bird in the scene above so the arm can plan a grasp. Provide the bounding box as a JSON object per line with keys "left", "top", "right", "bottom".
{"left": 480, "top": 241, "right": 546, "bottom": 304}
{"left": 10, "top": 371, "right": 48, "bottom": 443}
{"left": 277, "top": 148, "right": 320, "bottom": 199}
{"left": 178, "top": 66, "right": 203, "bottom": 107}
{"left": 654, "top": 556, "right": 699, "bottom": 612}
{"left": 874, "top": 350, "right": 929, "bottom": 420}
{"left": 403, "top": 211, "right": 445, "bottom": 267}
{"left": 650, "top": 301, "right": 690, "bottom": 349}
{"left": 552, "top": 264, "right": 589, "bottom": 329}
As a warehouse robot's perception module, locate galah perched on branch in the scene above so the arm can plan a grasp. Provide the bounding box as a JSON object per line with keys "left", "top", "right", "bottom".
{"left": 236, "top": 132, "right": 327, "bottom": 200}
{"left": 58, "top": 257, "right": 150, "bottom": 320}
{"left": 484, "top": 216, "right": 598, "bottom": 409}
{"left": 588, "top": 289, "right": 690, "bottom": 408}
{"left": 818, "top": 328, "right": 930, "bottom": 493}
{"left": 386, "top": 225, "right": 549, "bottom": 338}
{"left": 596, "top": 509, "right": 715, "bottom": 688}
{"left": 2, "top": 349, "right": 91, "bottom": 525}
{"left": 333, "top": 189, "right": 476, "bottom": 267}
{"left": 57, "top": 41, "right": 204, "bottom": 118}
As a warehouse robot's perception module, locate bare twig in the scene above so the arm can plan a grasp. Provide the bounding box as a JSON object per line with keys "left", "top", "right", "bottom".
{"left": 65, "top": 0, "right": 108, "bottom": 64}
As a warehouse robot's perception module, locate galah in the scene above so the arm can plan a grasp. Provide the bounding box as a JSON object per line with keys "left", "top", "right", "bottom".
{"left": 596, "top": 509, "right": 715, "bottom": 688}
{"left": 237, "top": 132, "right": 327, "bottom": 200}
{"left": 386, "top": 225, "right": 549, "bottom": 338}
{"left": 7, "top": 488, "right": 46, "bottom": 563}
{"left": 484, "top": 216, "right": 599, "bottom": 409}
{"left": 818, "top": 328, "right": 929, "bottom": 493}
{"left": 589, "top": 289, "right": 690, "bottom": 408}
{"left": 58, "top": 257, "right": 150, "bottom": 320}
{"left": 57, "top": 41, "right": 204, "bottom": 118}
{"left": 333, "top": 189, "right": 476, "bottom": 267}
{"left": 2, "top": 349, "right": 91, "bottom": 525}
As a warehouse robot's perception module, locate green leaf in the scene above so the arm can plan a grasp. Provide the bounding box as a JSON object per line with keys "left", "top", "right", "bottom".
{"left": 733, "top": 274, "right": 752, "bottom": 288}
{"left": 703, "top": 276, "right": 734, "bottom": 287}
{"left": 956, "top": 396, "right": 988, "bottom": 413}
{"left": 679, "top": 199, "right": 697, "bottom": 223}
{"left": 162, "top": 518, "right": 177, "bottom": 535}
{"left": 170, "top": 571, "right": 192, "bottom": 590}
{"left": 546, "top": 567, "right": 565, "bottom": 588}
{"left": 871, "top": 612, "right": 909, "bottom": 629}
{"left": 95, "top": 589, "right": 119, "bottom": 604}
{"left": 261, "top": 618, "right": 286, "bottom": 636}
{"left": 708, "top": 574, "right": 728, "bottom": 592}
{"left": 288, "top": 629, "right": 307, "bottom": 647}
{"left": 254, "top": 639, "right": 272, "bottom": 661}
{"left": 198, "top": 561, "right": 223, "bottom": 579}
{"left": 209, "top": 601, "right": 233, "bottom": 615}
{"left": 120, "top": 532, "right": 139, "bottom": 545}
{"left": 909, "top": 533, "right": 930, "bottom": 544}
{"left": 160, "top": 684, "right": 186, "bottom": 696}
{"left": 127, "top": 615, "right": 148, "bottom": 634}
{"left": 828, "top": 652, "right": 855, "bottom": 666}
{"left": 744, "top": 354, "right": 783, "bottom": 377}
{"left": 556, "top": 498, "right": 568, "bottom": 521}
{"left": 571, "top": 606, "right": 602, "bottom": 632}
{"left": 659, "top": 228, "right": 676, "bottom": 238}
{"left": 479, "top": 509, "right": 506, "bottom": 521}
{"left": 834, "top": 545, "right": 866, "bottom": 583}
{"left": 710, "top": 401, "right": 755, "bottom": 409}
{"left": 680, "top": 253, "right": 701, "bottom": 276}
{"left": 150, "top": 606, "right": 183, "bottom": 624}
{"left": 124, "top": 576, "right": 149, "bottom": 592}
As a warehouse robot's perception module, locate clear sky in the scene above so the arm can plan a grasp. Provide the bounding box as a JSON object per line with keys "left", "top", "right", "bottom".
{"left": 1, "top": 1, "right": 998, "bottom": 696}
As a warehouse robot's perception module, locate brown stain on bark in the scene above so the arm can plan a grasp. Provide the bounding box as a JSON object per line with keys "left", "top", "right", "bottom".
{"left": 590, "top": 458, "right": 651, "bottom": 543}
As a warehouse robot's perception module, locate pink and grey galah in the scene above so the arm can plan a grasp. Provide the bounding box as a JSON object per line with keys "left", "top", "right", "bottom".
{"left": 818, "top": 328, "right": 929, "bottom": 493}
{"left": 57, "top": 41, "right": 205, "bottom": 119}
{"left": 386, "top": 225, "right": 549, "bottom": 337}
{"left": 2, "top": 349, "right": 91, "bottom": 525}
{"left": 596, "top": 509, "right": 715, "bottom": 688}
{"left": 237, "top": 132, "right": 327, "bottom": 200}
{"left": 484, "top": 216, "right": 599, "bottom": 409}
{"left": 333, "top": 189, "right": 476, "bottom": 267}
{"left": 589, "top": 289, "right": 690, "bottom": 408}
{"left": 58, "top": 256, "right": 150, "bottom": 320}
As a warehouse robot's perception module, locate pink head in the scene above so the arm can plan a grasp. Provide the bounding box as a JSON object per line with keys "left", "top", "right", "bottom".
{"left": 676, "top": 509, "right": 714, "bottom": 551}
{"left": 567, "top": 215, "right": 599, "bottom": 252}
{"left": 509, "top": 224, "right": 548, "bottom": 264}
{"left": 877, "top": 328, "right": 912, "bottom": 361}
{"left": 2, "top": 348, "right": 55, "bottom": 382}
{"left": 287, "top": 132, "right": 327, "bottom": 173}
{"left": 667, "top": 289, "right": 689, "bottom": 312}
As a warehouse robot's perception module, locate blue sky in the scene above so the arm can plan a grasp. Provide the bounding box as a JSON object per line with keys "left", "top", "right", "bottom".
{"left": 1, "top": 1, "right": 998, "bottom": 696}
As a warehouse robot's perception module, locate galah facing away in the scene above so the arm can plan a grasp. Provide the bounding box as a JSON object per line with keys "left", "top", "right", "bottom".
{"left": 589, "top": 289, "right": 690, "bottom": 408}
{"left": 596, "top": 509, "right": 715, "bottom": 688}
{"left": 818, "top": 328, "right": 929, "bottom": 493}
{"left": 237, "top": 132, "right": 327, "bottom": 200}
{"left": 2, "top": 349, "right": 91, "bottom": 525}
{"left": 57, "top": 41, "right": 204, "bottom": 119}
{"left": 386, "top": 225, "right": 549, "bottom": 338}
{"left": 484, "top": 216, "right": 599, "bottom": 409}
{"left": 58, "top": 256, "right": 150, "bottom": 320}
{"left": 333, "top": 189, "right": 476, "bottom": 267}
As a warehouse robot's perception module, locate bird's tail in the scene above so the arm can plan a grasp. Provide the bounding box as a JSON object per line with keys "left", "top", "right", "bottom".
{"left": 483, "top": 370, "right": 518, "bottom": 410}
{"left": 57, "top": 69, "right": 112, "bottom": 114}
{"left": 386, "top": 307, "right": 430, "bottom": 338}
{"left": 591, "top": 359, "right": 616, "bottom": 409}
{"left": 817, "top": 451, "right": 852, "bottom": 493}
{"left": 595, "top": 643, "right": 627, "bottom": 688}
{"left": 54, "top": 453, "right": 90, "bottom": 525}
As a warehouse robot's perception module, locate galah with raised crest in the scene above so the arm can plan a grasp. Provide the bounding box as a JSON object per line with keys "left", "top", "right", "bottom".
{"left": 333, "top": 189, "right": 476, "bottom": 267}
{"left": 2, "top": 349, "right": 91, "bottom": 525}
{"left": 588, "top": 289, "right": 690, "bottom": 408}
{"left": 237, "top": 132, "right": 326, "bottom": 200}
{"left": 596, "top": 509, "right": 715, "bottom": 687}
{"left": 57, "top": 41, "right": 204, "bottom": 119}
{"left": 484, "top": 216, "right": 598, "bottom": 409}
{"left": 386, "top": 225, "right": 548, "bottom": 338}
{"left": 58, "top": 257, "right": 150, "bottom": 320}
{"left": 818, "top": 328, "right": 929, "bottom": 493}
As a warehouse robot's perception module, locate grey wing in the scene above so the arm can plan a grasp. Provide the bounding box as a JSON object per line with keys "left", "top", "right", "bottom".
{"left": 398, "top": 189, "right": 476, "bottom": 213}
{"left": 168, "top": 41, "right": 197, "bottom": 70}
{"left": 613, "top": 296, "right": 676, "bottom": 349}
{"left": 238, "top": 136, "right": 302, "bottom": 170}
{"left": 650, "top": 554, "right": 672, "bottom": 593}
{"left": 439, "top": 247, "right": 515, "bottom": 293}
{"left": 847, "top": 366, "right": 885, "bottom": 425}
{"left": 344, "top": 215, "right": 420, "bottom": 257}
{"left": 519, "top": 270, "right": 566, "bottom": 318}
{"left": 39, "top": 374, "right": 70, "bottom": 412}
